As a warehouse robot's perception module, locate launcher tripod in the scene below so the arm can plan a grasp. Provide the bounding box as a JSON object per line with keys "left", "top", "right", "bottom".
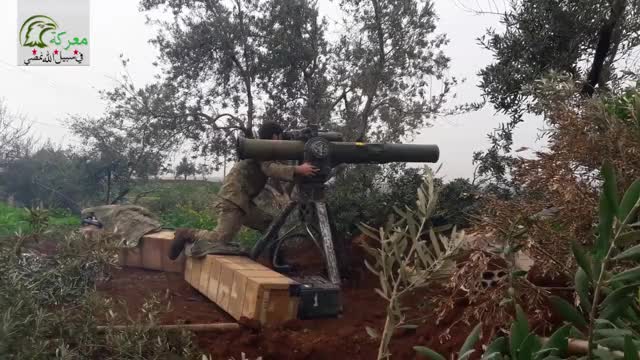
{"left": 249, "top": 180, "right": 344, "bottom": 285}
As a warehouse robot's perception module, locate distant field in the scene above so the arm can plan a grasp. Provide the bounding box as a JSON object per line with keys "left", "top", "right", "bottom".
{"left": 0, "top": 202, "right": 79, "bottom": 237}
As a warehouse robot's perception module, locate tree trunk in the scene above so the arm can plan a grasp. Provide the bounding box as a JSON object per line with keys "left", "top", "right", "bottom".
{"left": 106, "top": 169, "right": 112, "bottom": 204}
{"left": 223, "top": 158, "right": 227, "bottom": 180}
{"left": 246, "top": 79, "right": 255, "bottom": 137}
{"left": 581, "top": 0, "right": 627, "bottom": 96}
{"left": 357, "top": 0, "right": 386, "bottom": 141}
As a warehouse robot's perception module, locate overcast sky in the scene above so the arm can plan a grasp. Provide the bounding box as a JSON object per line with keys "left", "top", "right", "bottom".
{"left": 0, "top": 0, "right": 545, "bottom": 180}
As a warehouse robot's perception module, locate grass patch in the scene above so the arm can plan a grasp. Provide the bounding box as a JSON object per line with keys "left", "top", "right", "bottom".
{"left": 134, "top": 180, "right": 261, "bottom": 249}
{"left": 161, "top": 205, "right": 261, "bottom": 249}
{"left": 0, "top": 203, "right": 79, "bottom": 237}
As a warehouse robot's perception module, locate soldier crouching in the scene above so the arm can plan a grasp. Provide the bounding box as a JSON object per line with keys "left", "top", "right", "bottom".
{"left": 168, "top": 121, "right": 318, "bottom": 259}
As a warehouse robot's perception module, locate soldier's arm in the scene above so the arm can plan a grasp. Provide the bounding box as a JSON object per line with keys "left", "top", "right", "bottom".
{"left": 260, "top": 161, "right": 297, "bottom": 181}
{"left": 260, "top": 161, "right": 318, "bottom": 180}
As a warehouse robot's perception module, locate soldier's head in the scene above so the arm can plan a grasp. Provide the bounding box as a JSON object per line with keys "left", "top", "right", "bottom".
{"left": 259, "top": 121, "right": 284, "bottom": 140}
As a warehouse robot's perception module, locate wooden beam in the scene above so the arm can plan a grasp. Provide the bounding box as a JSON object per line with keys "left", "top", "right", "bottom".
{"left": 96, "top": 323, "right": 240, "bottom": 332}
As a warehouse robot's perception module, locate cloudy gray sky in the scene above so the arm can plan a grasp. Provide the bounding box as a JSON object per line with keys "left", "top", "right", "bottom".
{"left": 0, "top": 0, "right": 545, "bottom": 180}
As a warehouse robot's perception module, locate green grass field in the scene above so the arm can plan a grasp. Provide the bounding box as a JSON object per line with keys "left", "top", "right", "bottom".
{"left": 1, "top": 179, "right": 260, "bottom": 246}
{"left": 0, "top": 202, "right": 79, "bottom": 237}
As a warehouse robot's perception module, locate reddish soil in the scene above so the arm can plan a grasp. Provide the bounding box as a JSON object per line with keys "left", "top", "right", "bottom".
{"left": 96, "top": 267, "right": 231, "bottom": 325}
{"left": 97, "top": 266, "right": 468, "bottom": 360}
{"left": 94, "top": 235, "right": 473, "bottom": 360}
{"left": 95, "top": 235, "right": 565, "bottom": 360}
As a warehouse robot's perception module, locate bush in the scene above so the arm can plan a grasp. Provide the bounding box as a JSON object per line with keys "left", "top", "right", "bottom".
{"left": 0, "top": 230, "right": 202, "bottom": 359}
{"left": 328, "top": 164, "right": 427, "bottom": 240}
{"left": 417, "top": 162, "right": 640, "bottom": 359}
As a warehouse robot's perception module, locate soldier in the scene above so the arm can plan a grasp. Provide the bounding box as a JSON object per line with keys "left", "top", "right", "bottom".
{"left": 169, "top": 121, "right": 319, "bottom": 259}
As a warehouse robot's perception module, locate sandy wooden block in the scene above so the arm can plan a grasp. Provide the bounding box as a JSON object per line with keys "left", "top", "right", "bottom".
{"left": 118, "top": 246, "right": 143, "bottom": 268}
{"left": 199, "top": 257, "right": 213, "bottom": 293}
{"left": 216, "top": 265, "right": 235, "bottom": 310}
{"left": 206, "top": 259, "right": 222, "bottom": 300}
{"left": 141, "top": 237, "right": 164, "bottom": 270}
{"left": 185, "top": 255, "right": 300, "bottom": 325}
{"left": 118, "top": 230, "right": 185, "bottom": 273}
{"left": 190, "top": 257, "right": 204, "bottom": 290}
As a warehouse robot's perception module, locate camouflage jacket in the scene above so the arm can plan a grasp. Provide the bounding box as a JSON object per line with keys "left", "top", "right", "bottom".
{"left": 218, "top": 159, "right": 295, "bottom": 213}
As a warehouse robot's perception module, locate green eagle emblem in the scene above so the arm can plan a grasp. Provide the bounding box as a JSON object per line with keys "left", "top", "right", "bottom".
{"left": 20, "top": 15, "right": 58, "bottom": 48}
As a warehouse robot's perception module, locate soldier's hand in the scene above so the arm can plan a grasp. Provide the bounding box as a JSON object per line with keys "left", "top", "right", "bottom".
{"left": 295, "top": 163, "right": 319, "bottom": 177}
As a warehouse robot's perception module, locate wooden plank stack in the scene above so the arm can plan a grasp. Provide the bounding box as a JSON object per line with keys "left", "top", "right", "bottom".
{"left": 118, "top": 230, "right": 185, "bottom": 273}
{"left": 185, "top": 255, "right": 300, "bottom": 325}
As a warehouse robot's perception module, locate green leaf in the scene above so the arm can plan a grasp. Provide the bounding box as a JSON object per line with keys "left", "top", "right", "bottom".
{"left": 597, "top": 190, "right": 615, "bottom": 260}
{"left": 594, "top": 328, "right": 633, "bottom": 339}
{"left": 539, "top": 324, "right": 570, "bottom": 357}
{"left": 482, "top": 337, "right": 507, "bottom": 359}
{"left": 610, "top": 266, "right": 640, "bottom": 283}
{"left": 534, "top": 348, "right": 556, "bottom": 359}
{"left": 357, "top": 223, "right": 380, "bottom": 241}
{"left": 518, "top": 333, "right": 542, "bottom": 360}
{"left": 600, "top": 283, "right": 640, "bottom": 310}
{"left": 593, "top": 348, "right": 621, "bottom": 360}
{"left": 620, "top": 230, "right": 640, "bottom": 244}
{"left": 601, "top": 296, "right": 634, "bottom": 321}
{"left": 364, "top": 326, "right": 379, "bottom": 339}
{"left": 618, "top": 180, "right": 640, "bottom": 221}
{"left": 458, "top": 323, "right": 482, "bottom": 357}
{"left": 459, "top": 350, "right": 476, "bottom": 360}
{"left": 625, "top": 336, "right": 639, "bottom": 360}
{"left": 549, "top": 296, "right": 588, "bottom": 328}
{"left": 613, "top": 242, "right": 640, "bottom": 261}
{"left": 512, "top": 270, "right": 528, "bottom": 278}
{"left": 593, "top": 257, "right": 603, "bottom": 282}
{"left": 414, "top": 346, "right": 446, "bottom": 360}
{"left": 397, "top": 324, "right": 419, "bottom": 330}
{"left": 510, "top": 304, "right": 530, "bottom": 359}
{"left": 575, "top": 268, "right": 592, "bottom": 310}
{"left": 602, "top": 160, "right": 619, "bottom": 213}
{"left": 596, "top": 337, "right": 626, "bottom": 351}
{"left": 572, "top": 241, "right": 593, "bottom": 279}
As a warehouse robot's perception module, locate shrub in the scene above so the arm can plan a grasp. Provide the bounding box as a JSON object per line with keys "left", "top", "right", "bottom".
{"left": 360, "top": 169, "right": 464, "bottom": 360}
{"left": 328, "top": 164, "right": 427, "bottom": 240}
{"left": 0, "top": 230, "right": 202, "bottom": 359}
{"left": 416, "top": 162, "right": 640, "bottom": 359}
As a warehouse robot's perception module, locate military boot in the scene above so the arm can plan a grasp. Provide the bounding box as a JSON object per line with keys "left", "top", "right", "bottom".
{"left": 185, "top": 240, "right": 247, "bottom": 258}
{"left": 168, "top": 228, "right": 197, "bottom": 260}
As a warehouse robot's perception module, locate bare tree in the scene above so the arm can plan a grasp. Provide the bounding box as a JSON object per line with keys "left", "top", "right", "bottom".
{"left": 0, "top": 99, "right": 35, "bottom": 161}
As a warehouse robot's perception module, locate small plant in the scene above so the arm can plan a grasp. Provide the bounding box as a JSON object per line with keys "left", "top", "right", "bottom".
{"left": 360, "top": 168, "right": 464, "bottom": 360}
{"left": 25, "top": 205, "right": 49, "bottom": 235}
{"left": 416, "top": 161, "right": 640, "bottom": 359}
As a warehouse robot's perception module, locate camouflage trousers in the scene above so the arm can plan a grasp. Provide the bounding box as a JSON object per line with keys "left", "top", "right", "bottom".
{"left": 186, "top": 199, "right": 273, "bottom": 257}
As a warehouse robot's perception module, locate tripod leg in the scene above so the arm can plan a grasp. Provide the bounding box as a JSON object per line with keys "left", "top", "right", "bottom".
{"left": 315, "top": 202, "right": 341, "bottom": 285}
{"left": 250, "top": 201, "right": 297, "bottom": 260}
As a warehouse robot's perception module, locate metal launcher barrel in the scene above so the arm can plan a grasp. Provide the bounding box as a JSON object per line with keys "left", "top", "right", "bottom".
{"left": 236, "top": 138, "right": 440, "bottom": 164}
